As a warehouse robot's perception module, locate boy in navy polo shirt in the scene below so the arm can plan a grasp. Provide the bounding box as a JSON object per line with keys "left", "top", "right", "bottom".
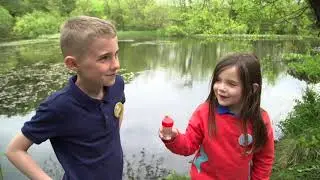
{"left": 6, "top": 16, "right": 126, "bottom": 180}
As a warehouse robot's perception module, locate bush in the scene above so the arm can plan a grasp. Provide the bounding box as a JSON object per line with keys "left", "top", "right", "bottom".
{"left": 164, "top": 25, "right": 187, "bottom": 37}
{"left": 273, "top": 88, "right": 320, "bottom": 179}
{"left": 282, "top": 53, "right": 320, "bottom": 83}
{"left": 280, "top": 88, "right": 320, "bottom": 137}
{"left": 0, "top": 6, "right": 14, "bottom": 38}
{"left": 13, "top": 11, "right": 64, "bottom": 38}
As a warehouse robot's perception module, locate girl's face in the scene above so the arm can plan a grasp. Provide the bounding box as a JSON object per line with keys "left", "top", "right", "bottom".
{"left": 213, "top": 66, "right": 243, "bottom": 114}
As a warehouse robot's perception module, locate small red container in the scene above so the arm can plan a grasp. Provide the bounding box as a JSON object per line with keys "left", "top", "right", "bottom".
{"left": 162, "top": 116, "right": 174, "bottom": 140}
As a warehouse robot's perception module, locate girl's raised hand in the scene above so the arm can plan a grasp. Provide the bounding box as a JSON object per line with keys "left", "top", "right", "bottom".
{"left": 159, "top": 126, "right": 178, "bottom": 141}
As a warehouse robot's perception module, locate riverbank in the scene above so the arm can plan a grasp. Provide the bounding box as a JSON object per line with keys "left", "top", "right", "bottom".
{"left": 2, "top": 31, "right": 320, "bottom": 48}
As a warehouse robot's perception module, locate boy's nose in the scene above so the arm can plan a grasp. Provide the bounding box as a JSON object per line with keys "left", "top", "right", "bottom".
{"left": 111, "top": 57, "right": 120, "bottom": 70}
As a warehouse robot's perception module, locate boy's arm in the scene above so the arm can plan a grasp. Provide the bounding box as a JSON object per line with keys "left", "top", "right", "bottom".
{"left": 6, "top": 133, "right": 52, "bottom": 180}
{"left": 251, "top": 111, "right": 275, "bottom": 180}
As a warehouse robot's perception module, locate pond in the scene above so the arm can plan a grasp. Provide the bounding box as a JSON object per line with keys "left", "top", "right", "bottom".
{"left": 0, "top": 37, "right": 318, "bottom": 179}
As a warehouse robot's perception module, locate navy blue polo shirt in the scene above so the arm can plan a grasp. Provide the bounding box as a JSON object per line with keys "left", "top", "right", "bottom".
{"left": 22, "top": 75, "right": 125, "bottom": 180}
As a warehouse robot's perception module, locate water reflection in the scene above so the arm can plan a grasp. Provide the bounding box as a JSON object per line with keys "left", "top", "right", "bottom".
{"left": 0, "top": 38, "right": 318, "bottom": 179}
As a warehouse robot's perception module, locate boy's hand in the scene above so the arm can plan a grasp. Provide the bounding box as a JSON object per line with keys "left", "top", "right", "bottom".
{"left": 158, "top": 127, "right": 179, "bottom": 141}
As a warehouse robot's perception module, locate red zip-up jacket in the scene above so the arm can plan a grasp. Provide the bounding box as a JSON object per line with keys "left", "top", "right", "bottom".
{"left": 163, "top": 102, "right": 274, "bottom": 180}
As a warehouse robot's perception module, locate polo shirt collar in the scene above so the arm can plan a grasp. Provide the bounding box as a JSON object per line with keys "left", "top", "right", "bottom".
{"left": 69, "top": 75, "right": 110, "bottom": 107}
{"left": 217, "top": 105, "right": 235, "bottom": 116}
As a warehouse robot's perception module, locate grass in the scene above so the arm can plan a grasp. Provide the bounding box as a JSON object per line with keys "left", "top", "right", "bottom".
{"left": 163, "top": 172, "right": 189, "bottom": 180}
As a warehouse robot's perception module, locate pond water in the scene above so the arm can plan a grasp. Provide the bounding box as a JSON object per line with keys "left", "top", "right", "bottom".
{"left": 0, "top": 37, "right": 318, "bottom": 179}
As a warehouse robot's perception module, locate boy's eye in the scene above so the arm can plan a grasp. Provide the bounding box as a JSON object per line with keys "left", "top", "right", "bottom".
{"left": 99, "top": 55, "right": 112, "bottom": 61}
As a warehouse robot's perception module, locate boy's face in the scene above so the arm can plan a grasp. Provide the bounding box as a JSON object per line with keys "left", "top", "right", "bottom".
{"left": 76, "top": 36, "right": 120, "bottom": 87}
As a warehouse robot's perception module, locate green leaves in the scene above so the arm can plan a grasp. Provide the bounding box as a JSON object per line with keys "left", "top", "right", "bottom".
{"left": 282, "top": 54, "right": 320, "bottom": 83}
{"left": 13, "top": 11, "right": 63, "bottom": 38}
{"left": 0, "top": 6, "right": 14, "bottom": 38}
{"left": 273, "top": 87, "right": 320, "bottom": 179}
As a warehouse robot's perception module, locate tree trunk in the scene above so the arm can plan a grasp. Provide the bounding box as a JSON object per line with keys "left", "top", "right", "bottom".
{"left": 309, "top": 0, "right": 320, "bottom": 26}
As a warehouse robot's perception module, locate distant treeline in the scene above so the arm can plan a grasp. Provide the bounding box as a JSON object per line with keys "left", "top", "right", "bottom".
{"left": 0, "top": 0, "right": 319, "bottom": 39}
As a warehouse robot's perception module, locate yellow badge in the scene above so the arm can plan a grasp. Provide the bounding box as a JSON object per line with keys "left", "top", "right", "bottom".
{"left": 114, "top": 102, "right": 124, "bottom": 119}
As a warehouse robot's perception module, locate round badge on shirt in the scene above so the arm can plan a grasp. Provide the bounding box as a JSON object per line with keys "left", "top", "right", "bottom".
{"left": 114, "top": 102, "right": 124, "bottom": 119}
{"left": 238, "top": 134, "right": 253, "bottom": 147}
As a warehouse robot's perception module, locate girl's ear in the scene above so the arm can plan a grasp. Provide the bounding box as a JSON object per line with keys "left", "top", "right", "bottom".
{"left": 64, "top": 56, "right": 78, "bottom": 72}
{"left": 252, "top": 83, "right": 259, "bottom": 93}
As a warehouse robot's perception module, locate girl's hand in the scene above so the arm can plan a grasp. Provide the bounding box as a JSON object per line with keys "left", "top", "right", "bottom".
{"left": 159, "top": 126, "right": 179, "bottom": 141}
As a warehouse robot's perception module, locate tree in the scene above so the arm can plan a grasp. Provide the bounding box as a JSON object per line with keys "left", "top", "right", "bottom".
{"left": 309, "top": 0, "right": 320, "bottom": 35}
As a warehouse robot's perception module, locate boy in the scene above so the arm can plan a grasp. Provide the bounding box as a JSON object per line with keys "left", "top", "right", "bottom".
{"left": 5, "top": 16, "right": 126, "bottom": 180}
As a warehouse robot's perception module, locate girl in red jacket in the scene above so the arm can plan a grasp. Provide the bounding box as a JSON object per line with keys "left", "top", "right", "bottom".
{"left": 159, "top": 53, "right": 274, "bottom": 180}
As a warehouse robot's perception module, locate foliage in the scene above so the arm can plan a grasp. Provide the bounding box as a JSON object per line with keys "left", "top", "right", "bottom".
{"left": 0, "top": 6, "right": 14, "bottom": 38}
{"left": 70, "top": 0, "right": 107, "bottom": 18}
{"left": 0, "top": 0, "right": 29, "bottom": 16}
{"left": 282, "top": 53, "right": 320, "bottom": 83}
{"left": 163, "top": 172, "right": 190, "bottom": 180}
{"left": 42, "top": 148, "right": 172, "bottom": 179}
{"left": 162, "top": 0, "right": 315, "bottom": 36}
{"left": 0, "top": 0, "right": 76, "bottom": 17}
{"left": 280, "top": 88, "right": 320, "bottom": 137}
{"left": 272, "top": 161, "right": 320, "bottom": 180}
{"left": 0, "top": 0, "right": 317, "bottom": 39}
{"left": 273, "top": 88, "right": 320, "bottom": 179}
{"left": 13, "top": 11, "right": 64, "bottom": 38}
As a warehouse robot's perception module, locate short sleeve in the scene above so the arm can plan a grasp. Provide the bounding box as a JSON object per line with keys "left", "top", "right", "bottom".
{"left": 121, "top": 91, "right": 126, "bottom": 104}
{"left": 118, "top": 75, "right": 125, "bottom": 104}
{"left": 21, "top": 101, "right": 62, "bottom": 144}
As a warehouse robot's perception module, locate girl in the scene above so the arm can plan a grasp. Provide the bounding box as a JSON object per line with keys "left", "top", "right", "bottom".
{"left": 159, "top": 53, "right": 274, "bottom": 180}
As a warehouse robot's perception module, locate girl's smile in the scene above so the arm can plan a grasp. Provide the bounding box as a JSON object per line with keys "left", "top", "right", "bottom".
{"left": 213, "top": 66, "right": 243, "bottom": 114}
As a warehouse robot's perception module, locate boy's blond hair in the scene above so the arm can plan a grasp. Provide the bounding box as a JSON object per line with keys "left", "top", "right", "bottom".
{"left": 60, "top": 16, "right": 117, "bottom": 59}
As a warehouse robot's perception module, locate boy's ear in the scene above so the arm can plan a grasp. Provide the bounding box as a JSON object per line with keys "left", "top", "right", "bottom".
{"left": 252, "top": 83, "right": 259, "bottom": 93}
{"left": 64, "top": 56, "right": 78, "bottom": 71}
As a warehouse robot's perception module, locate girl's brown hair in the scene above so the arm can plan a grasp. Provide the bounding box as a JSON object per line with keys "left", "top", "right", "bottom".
{"left": 207, "top": 53, "right": 267, "bottom": 152}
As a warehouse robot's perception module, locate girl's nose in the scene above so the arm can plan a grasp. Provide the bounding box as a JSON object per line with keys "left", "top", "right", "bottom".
{"left": 218, "top": 83, "right": 226, "bottom": 92}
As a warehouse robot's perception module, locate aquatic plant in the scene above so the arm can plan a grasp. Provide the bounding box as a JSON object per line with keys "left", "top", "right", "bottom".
{"left": 0, "top": 62, "right": 137, "bottom": 117}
